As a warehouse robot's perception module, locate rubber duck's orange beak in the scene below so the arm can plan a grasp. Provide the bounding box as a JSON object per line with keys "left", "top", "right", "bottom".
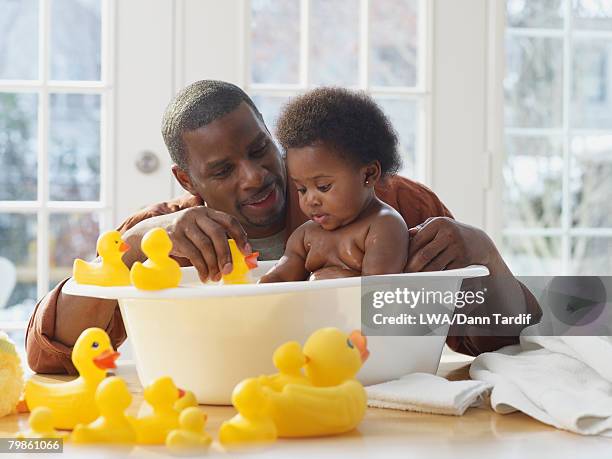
{"left": 178, "top": 388, "right": 186, "bottom": 398}
{"left": 245, "top": 252, "right": 259, "bottom": 269}
{"left": 350, "top": 330, "right": 370, "bottom": 363}
{"left": 119, "top": 242, "right": 130, "bottom": 253}
{"left": 93, "top": 350, "right": 120, "bottom": 369}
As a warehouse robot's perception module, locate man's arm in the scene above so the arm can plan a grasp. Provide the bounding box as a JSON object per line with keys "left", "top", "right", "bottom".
{"left": 405, "top": 217, "right": 542, "bottom": 355}
{"left": 26, "top": 194, "right": 252, "bottom": 373}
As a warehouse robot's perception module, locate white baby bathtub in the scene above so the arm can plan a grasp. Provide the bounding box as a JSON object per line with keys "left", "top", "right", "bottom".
{"left": 63, "top": 262, "right": 488, "bottom": 405}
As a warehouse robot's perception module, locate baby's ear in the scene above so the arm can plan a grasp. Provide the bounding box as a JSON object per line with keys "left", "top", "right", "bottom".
{"left": 363, "top": 161, "right": 382, "bottom": 187}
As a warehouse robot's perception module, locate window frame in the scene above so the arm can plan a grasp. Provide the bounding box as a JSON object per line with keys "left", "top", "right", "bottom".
{"left": 0, "top": 0, "right": 115, "bottom": 331}
{"left": 241, "top": 0, "right": 433, "bottom": 184}
{"left": 489, "top": 0, "right": 612, "bottom": 275}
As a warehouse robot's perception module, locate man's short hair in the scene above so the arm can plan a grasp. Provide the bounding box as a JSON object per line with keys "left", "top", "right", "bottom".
{"left": 162, "top": 80, "right": 263, "bottom": 170}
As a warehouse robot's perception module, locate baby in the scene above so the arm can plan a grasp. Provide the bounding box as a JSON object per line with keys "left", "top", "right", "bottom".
{"left": 259, "top": 87, "right": 409, "bottom": 282}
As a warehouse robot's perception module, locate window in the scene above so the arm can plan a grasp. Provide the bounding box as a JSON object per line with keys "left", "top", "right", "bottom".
{"left": 0, "top": 0, "right": 113, "bottom": 353}
{"left": 246, "top": 0, "right": 430, "bottom": 182}
{"left": 502, "top": 0, "right": 612, "bottom": 275}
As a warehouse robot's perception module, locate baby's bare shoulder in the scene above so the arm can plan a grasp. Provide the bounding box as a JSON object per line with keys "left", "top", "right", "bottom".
{"left": 368, "top": 201, "right": 408, "bottom": 233}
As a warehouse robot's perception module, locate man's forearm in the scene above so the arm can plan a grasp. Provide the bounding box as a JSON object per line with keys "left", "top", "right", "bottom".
{"left": 449, "top": 253, "right": 542, "bottom": 355}
{"left": 54, "top": 291, "right": 120, "bottom": 347}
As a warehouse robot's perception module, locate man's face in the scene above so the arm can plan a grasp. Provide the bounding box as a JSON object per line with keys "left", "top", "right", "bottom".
{"left": 179, "top": 103, "right": 287, "bottom": 238}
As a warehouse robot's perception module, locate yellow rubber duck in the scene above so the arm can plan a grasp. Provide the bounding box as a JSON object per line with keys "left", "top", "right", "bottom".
{"left": 71, "top": 376, "right": 137, "bottom": 444}
{"left": 0, "top": 332, "right": 24, "bottom": 417}
{"left": 166, "top": 407, "right": 212, "bottom": 451}
{"left": 73, "top": 230, "right": 131, "bottom": 286}
{"left": 219, "top": 378, "right": 277, "bottom": 446}
{"left": 17, "top": 407, "right": 67, "bottom": 439}
{"left": 259, "top": 341, "right": 310, "bottom": 391}
{"left": 24, "top": 327, "right": 120, "bottom": 430}
{"left": 174, "top": 389, "right": 197, "bottom": 412}
{"left": 222, "top": 239, "right": 259, "bottom": 284}
{"left": 129, "top": 376, "right": 184, "bottom": 444}
{"left": 130, "top": 228, "right": 182, "bottom": 290}
{"left": 231, "top": 328, "right": 370, "bottom": 438}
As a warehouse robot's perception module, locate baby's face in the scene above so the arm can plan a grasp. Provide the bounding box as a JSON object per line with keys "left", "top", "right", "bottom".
{"left": 287, "top": 143, "right": 373, "bottom": 231}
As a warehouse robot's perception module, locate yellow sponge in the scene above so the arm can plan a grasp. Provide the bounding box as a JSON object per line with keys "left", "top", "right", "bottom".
{"left": 0, "top": 332, "right": 24, "bottom": 417}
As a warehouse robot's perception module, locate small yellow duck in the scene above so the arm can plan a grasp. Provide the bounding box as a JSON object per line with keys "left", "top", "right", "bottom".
{"left": 174, "top": 389, "right": 198, "bottom": 412}
{"left": 129, "top": 376, "right": 184, "bottom": 444}
{"left": 24, "top": 328, "right": 120, "bottom": 430}
{"left": 222, "top": 239, "right": 259, "bottom": 284}
{"left": 130, "top": 228, "right": 182, "bottom": 290}
{"left": 259, "top": 341, "right": 310, "bottom": 391}
{"left": 17, "top": 407, "right": 67, "bottom": 439}
{"left": 73, "top": 230, "right": 131, "bottom": 286}
{"left": 71, "top": 377, "right": 137, "bottom": 444}
{"left": 165, "top": 407, "right": 212, "bottom": 451}
{"left": 219, "top": 378, "right": 277, "bottom": 446}
{"left": 229, "top": 328, "right": 370, "bottom": 439}
{"left": 0, "top": 332, "right": 24, "bottom": 417}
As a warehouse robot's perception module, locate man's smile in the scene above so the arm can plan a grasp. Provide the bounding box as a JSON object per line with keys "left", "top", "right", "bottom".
{"left": 240, "top": 181, "right": 283, "bottom": 218}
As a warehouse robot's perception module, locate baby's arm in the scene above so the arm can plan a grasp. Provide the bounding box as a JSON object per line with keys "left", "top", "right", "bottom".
{"left": 258, "top": 226, "right": 309, "bottom": 283}
{"left": 362, "top": 212, "right": 409, "bottom": 276}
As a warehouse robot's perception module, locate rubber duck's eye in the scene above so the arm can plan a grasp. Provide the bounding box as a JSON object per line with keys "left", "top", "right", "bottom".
{"left": 92, "top": 341, "right": 99, "bottom": 348}
{"left": 347, "top": 338, "right": 354, "bottom": 349}
{"left": 114, "top": 240, "right": 119, "bottom": 244}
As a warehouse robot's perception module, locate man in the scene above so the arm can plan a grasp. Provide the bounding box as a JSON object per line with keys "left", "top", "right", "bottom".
{"left": 26, "top": 80, "right": 540, "bottom": 374}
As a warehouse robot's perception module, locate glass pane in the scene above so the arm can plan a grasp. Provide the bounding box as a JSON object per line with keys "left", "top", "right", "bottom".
{"left": 573, "top": 0, "right": 612, "bottom": 30}
{"left": 506, "top": 0, "right": 564, "bottom": 28}
{"left": 49, "top": 213, "right": 99, "bottom": 286}
{"left": 571, "top": 39, "right": 612, "bottom": 130}
{"left": 251, "top": 94, "right": 290, "bottom": 135}
{"left": 0, "top": 93, "right": 37, "bottom": 200}
{"left": 370, "top": 0, "right": 419, "bottom": 87}
{"left": 504, "top": 36, "right": 564, "bottom": 128}
{"left": 503, "top": 135, "right": 563, "bottom": 228}
{"left": 0, "top": 213, "right": 37, "bottom": 322}
{"left": 250, "top": 0, "right": 299, "bottom": 84}
{"left": 50, "top": 0, "right": 102, "bottom": 81}
{"left": 49, "top": 93, "right": 101, "bottom": 201}
{"left": 0, "top": 0, "right": 38, "bottom": 80}
{"left": 571, "top": 237, "right": 612, "bottom": 275}
{"left": 502, "top": 235, "right": 562, "bottom": 275}
{"left": 571, "top": 134, "right": 612, "bottom": 228}
{"left": 374, "top": 98, "right": 417, "bottom": 178}
{"left": 310, "top": 0, "right": 359, "bottom": 86}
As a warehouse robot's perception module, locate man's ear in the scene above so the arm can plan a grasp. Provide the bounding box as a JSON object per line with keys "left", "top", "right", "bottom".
{"left": 172, "top": 164, "right": 198, "bottom": 196}
{"left": 362, "top": 161, "right": 382, "bottom": 187}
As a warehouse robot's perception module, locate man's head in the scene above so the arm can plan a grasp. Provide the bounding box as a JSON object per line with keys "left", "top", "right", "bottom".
{"left": 162, "top": 80, "right": 287, "bottom": 238}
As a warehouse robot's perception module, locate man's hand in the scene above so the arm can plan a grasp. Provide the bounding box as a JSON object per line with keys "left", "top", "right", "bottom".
{"left": 405, "top": 217, "right": 496, "bottom": 272}
{"left": 124, "top": 206, "right": 251, "bottom": 283}
{"left": 166, "top": 207, "right": 251, "bottom": 282}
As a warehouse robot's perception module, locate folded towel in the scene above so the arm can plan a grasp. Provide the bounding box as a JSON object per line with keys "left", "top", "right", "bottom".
{"left": 366, "top": 372, "right": 492, "bottom": 416}
{"left": 470, "top": 335, "right": 612, "bottom": 437}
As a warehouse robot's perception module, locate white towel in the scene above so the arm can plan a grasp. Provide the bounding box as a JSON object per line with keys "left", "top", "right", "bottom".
{"left": 470, "top": 335, "right": 612, "bottom": 437}
{"left": 366, "top": 372, "right": 492, "bottom": 416}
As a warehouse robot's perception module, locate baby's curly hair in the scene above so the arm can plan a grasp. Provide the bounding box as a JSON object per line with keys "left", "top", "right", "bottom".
{"left": 276, "top": 87, "right": 401, "bottom": 176}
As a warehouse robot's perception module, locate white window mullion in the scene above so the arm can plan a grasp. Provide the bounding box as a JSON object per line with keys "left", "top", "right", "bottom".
{"left": 561, "top": 0, "right": 573, "bottom": 275}
{"left": 36, "top": 0, "right": 51, "bottom": 300}
{"left": 358, "top": 0, "right": 369, "bottom": 90}
{"left": 299, "top": 0, "right": 309, "bottom": 89}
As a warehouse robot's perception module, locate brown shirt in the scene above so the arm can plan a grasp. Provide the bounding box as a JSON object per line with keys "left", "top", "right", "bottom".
{"left": 25, "top": 175, "right": 515, "bottom": 374}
